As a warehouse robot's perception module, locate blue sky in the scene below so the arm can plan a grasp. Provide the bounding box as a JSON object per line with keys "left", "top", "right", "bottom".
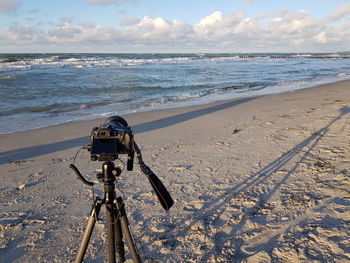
{"left": 0, "top": 0, "right": 349, "bottom": 53}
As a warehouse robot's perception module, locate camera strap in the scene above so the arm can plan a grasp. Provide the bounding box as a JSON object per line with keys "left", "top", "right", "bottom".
{"left": 133, "top": 142, "right": 174, "bottom": 211}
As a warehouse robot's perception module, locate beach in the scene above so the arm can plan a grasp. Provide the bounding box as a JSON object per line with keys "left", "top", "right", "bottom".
{"left": 0, "top": 80, "right": 350, "bottom": 262}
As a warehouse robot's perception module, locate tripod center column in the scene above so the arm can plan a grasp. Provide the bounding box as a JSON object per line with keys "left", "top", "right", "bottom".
{"left": 103, "top": 161, "right": 116, "bottom": 203}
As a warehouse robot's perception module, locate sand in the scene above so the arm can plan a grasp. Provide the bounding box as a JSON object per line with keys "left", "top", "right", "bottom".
{"left": 0, "top": 81, "right": 350, "bottom": 262}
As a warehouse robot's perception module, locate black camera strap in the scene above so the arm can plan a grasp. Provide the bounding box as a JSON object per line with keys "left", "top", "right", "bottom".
{"left": 133, "top": 142, "right": 174, "bottom": 211}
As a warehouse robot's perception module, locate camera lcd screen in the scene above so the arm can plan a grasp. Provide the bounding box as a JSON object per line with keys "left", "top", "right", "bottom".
{"left": 91, "top": 139, "right": 117, "bottom": 154}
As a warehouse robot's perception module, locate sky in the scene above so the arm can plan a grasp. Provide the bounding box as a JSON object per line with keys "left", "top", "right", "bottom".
{"left": 0, "top": 0, "right": 349, "bottom": 53}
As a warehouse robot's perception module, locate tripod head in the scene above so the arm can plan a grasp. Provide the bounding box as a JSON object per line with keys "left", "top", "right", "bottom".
{"left": 70, "top": 116, "right": 173, "bottom": 211}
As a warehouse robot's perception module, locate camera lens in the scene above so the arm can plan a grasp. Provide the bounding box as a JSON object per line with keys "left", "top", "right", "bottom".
{"left": 105, "top": 116, "right": 129, "bottom": 128}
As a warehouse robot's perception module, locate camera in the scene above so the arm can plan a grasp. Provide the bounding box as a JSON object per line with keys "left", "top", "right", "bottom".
{"left": 89, "top": 116, "right": 134, "bottom": 169}
{"left": 71, "top": 115, "right": 173, "bottom": 210}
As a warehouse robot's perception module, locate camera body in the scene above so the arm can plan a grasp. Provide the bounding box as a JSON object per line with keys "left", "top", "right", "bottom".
{"left": 70, "top": 115, "right": 173, "bottom": 211}
{"left": 89, "top": 116, "right": 134, "bottom": 169}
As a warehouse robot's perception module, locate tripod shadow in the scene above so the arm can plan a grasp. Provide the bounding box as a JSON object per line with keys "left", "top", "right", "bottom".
{"left": 176, "top": 106, "right": 350, "bottom": 261}
{"left": 0, "top": 97, "right": 255, "bottom": 165}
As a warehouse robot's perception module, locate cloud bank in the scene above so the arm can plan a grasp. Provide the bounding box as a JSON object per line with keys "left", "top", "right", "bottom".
{"left": 1, "top": 4, "right": 350, "bottom": 52}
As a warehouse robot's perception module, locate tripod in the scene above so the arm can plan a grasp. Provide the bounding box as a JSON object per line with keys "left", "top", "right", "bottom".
{"left": 74, "top": 161, "right": 141, "bottom": 263}
{"left": 70, "top": 116, "right": 174, "bottom": 262}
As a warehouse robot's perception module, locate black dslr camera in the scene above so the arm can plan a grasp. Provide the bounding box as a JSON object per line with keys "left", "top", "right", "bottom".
{"left": 71, "top": 115, "right": 173, "bottom": 211}
{"left": 89, "top": 116, "right": 134, "bottom": 170}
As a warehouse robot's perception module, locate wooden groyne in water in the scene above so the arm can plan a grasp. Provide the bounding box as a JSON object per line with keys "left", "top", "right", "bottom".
{"left": 238, "top": 55, "right": 350, "bottom": 59}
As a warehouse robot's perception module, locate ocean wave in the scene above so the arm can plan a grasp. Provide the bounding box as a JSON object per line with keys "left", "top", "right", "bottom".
{"left": 138, "top": 83, "right": 265, "bottom": 109}
{"left": 337, "top": 73, "right": 349, "bottom": 77}
{"left": 276, "top": 80, "right": 306, "bottom": 86}
{"left": 0, "top": 101, "right": 115, "bottom": 117}
{"left": 0, "top": 75, "right": 12, "bottom": 81}
{"left": 1, "top": 53, "right": 349, "bottom": 72}
{"left": 0, "top": 104, "right": 61, "bottom": 116}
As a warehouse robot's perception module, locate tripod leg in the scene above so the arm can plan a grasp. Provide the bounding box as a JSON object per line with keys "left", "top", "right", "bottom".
{"left": 116, "top": 197, "right": 142, "bottom": 263}
{"left": 75, "top": 200, "right": 102, "bottom": 263}
{"left": 106, "top": 203, "right": 116, "bottom": 263}
{"left": 114, "top": 214, "right": 126, "bottom": 262}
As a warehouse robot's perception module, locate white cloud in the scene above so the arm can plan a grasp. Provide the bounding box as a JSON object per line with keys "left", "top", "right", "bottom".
{"left": 258, "top": 9, "right": 329, "bottom": 50}
{"left": 0, "top": 0, "right": 20, "bottom": 13}
{"left": 3, "top": 24, "right": 40, "bottom": 43}
{"left": 314, "top": 32, "right": 331, "bottom": 43}
{"left": 190, "top": 8, "right": 349, "bottom": 50}
{"left": 1, "top": 4, "right": 350, "bottom": 52}
{"left": 123, "top": 16, "right": 193, "bottom": 41}
{"left": 194, "top": 11, "right": 245, "bottom": 37}
{"left": 2, "top": 21, "right": 118, "bottom": 45}
{"left": 234, "top": 18, "right": 260, "bottom": 36}
{"left": 47, "top": 21, "right": 118, "bottom": 43}
{"left": 268, "top": 10, "right": 316, "bottom": 36}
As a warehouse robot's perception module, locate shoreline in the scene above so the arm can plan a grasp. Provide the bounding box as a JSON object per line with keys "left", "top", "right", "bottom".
{"left": 0, "top": 79, "right": 349, "bottom": 262}
{"left": 0, "top": 79, "right": 348, "bottom": 166}
{"left": 1, "top": 78, "right": 350, "bottom": 136}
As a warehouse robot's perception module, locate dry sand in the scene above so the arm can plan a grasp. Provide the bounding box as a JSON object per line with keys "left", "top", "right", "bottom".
{"left": 0, "top": 81, "right": 350, "bottom": 262}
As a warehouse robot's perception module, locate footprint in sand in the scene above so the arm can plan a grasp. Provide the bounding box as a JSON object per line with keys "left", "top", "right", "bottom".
{"left": 183, "top": 201, "right": 204, "bottom": 211}
{"left": 212, "top": 205, "right": 240, "bottom": 228}
{"left": 213, "top": 212, "right": 231, "bottom": 228}
{"left": 259, "top": 121, "right": 274, "bottom": 127}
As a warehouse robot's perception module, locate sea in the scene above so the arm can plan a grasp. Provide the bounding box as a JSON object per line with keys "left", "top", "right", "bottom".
{"left": 1, "top": 53, "right": 350, "bottom": 134}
